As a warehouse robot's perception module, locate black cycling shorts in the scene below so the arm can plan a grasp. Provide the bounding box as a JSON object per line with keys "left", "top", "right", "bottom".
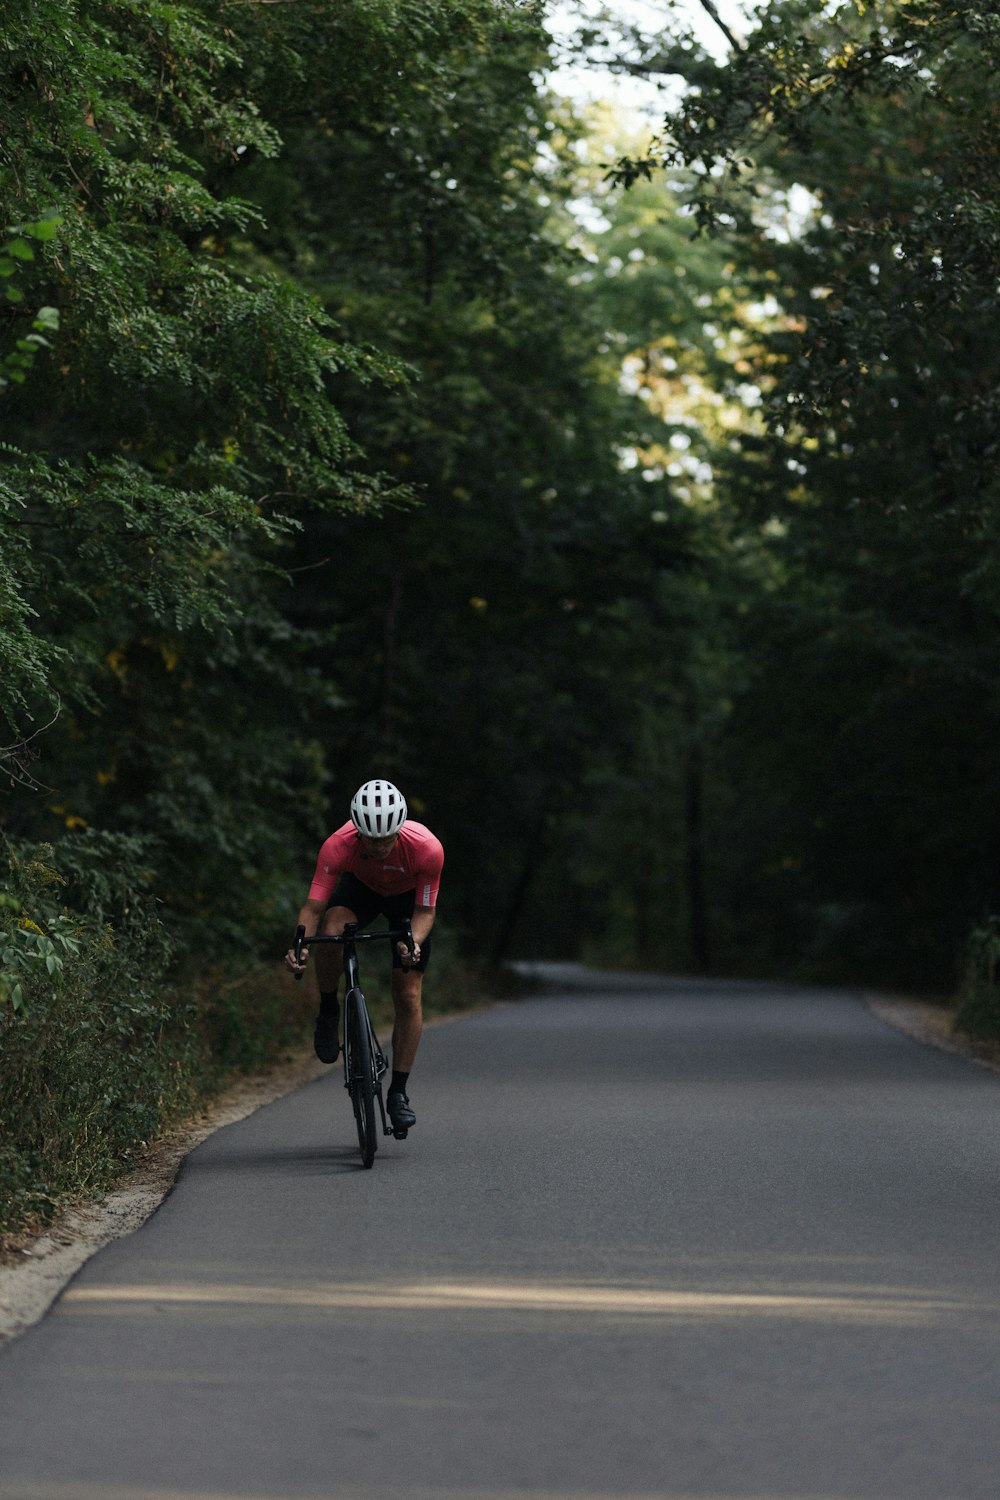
{"left": 326, "top": 871, "right": 432, "bottom": 971}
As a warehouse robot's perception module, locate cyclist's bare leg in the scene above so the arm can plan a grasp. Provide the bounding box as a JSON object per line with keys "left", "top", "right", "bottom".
{"left": 390, "top": 967, "right": 423, "bottom": 1072}
{"left": 314, "top": 905, "right": 357, "bottom": 994}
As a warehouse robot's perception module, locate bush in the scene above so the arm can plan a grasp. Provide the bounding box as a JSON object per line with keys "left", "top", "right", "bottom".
{"left": 0, "top": 834, "right": 197, "bottom": 1234}
{"left": 953, "top": 918, "right": 1000, "bottom": 1042}
{"left": 193, "top": 964, "right": 315, "bottom": 1076}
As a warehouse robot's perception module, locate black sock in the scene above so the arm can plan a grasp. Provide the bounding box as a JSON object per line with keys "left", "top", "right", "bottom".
{"left": 390, "top": 1070, "right": 409, "bottom": 1097}
{"left": 319, "top": 992, "right": 340, "bottom": 1019}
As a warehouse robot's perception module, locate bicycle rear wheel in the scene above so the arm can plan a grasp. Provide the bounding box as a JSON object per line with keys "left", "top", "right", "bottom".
{"left": 345, "top": 987, "right": 377, "bottom": 1168}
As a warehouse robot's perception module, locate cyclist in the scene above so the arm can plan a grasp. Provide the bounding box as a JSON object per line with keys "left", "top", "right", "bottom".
{"left": 285, "top": 779, "right": 443, "bottom": 1134}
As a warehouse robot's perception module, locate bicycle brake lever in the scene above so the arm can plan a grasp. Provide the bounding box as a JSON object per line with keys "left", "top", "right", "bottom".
{"left": 293, "top": 924, "right": 306, "bottom": 982}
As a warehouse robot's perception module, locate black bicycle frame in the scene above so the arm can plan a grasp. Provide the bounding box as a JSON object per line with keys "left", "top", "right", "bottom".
{"left": 293, "top": 918, "right": 415, "bottom": 1140}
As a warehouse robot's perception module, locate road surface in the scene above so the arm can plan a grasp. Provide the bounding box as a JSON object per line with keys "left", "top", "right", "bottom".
{"left": 1, "top": 967, "right": 1000, "bottom": 1500}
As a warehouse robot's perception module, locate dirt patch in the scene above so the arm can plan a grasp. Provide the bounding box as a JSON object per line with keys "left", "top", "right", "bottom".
{"left": 0, "top": 1049, "right": 326, "bottom": 1346}
{"left": 866, "top": 993, "right": 1000, "bottom": 1075}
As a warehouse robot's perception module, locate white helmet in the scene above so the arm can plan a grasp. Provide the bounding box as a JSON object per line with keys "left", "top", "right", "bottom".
{"left": 350, "top": 779, "right": 407, "bottom": 838}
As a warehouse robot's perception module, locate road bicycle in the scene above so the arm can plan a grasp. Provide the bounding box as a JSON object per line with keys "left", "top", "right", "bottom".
{"left": 293, "top": 919, "right": 414, "bottom": 1169}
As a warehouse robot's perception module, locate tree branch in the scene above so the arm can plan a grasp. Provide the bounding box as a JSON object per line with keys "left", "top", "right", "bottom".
{"left": 1, "top": 700, "right": 59, "bottom": 793}
{"left": 696, "top": 0, "right": 745, "bottom": 53}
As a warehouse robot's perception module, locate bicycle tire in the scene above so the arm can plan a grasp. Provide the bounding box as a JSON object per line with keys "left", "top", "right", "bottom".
{"left": 346, "top": 986, "right": 377, "bottom": 1168}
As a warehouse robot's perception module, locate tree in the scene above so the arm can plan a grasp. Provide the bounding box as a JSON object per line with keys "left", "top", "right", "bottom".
{"left": 218, "top": 2, "right": 707, "bottom": 963}
{"left": 594, "top": 0, "right": 1000, "bottom": 982}
{"left": 0, "top": 0, "right": 407, "bottom": 944}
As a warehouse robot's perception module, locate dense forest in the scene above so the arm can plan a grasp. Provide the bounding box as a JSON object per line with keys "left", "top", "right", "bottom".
{"left": 3, "top": 0, "right": 1000, "bottom": 1223}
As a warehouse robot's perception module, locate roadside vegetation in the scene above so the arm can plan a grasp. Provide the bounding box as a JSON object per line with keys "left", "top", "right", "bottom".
{"left": 4, "top": 0, "right": 1000, "bottom": 1236}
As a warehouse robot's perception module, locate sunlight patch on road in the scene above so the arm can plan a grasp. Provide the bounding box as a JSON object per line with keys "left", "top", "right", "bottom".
{"left": 59, "top": 1278, "right": 988, "bottom": 1327}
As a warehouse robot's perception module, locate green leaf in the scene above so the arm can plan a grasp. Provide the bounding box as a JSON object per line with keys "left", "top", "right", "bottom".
{"left": 23, "top": 217, "right": 61, "bottom": 242}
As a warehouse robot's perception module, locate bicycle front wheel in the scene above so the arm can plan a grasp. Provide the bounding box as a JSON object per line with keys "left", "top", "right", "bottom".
{"left": 345, "top": 987, "right": 377, "bottom": 1168}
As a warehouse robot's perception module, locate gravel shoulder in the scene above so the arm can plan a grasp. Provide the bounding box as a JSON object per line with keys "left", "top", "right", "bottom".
{"left": 1, "top": 990, "right": 995, "bottom": 1348}
{"left": 865, "top": 992, "right": 1000, "bottom": 1075}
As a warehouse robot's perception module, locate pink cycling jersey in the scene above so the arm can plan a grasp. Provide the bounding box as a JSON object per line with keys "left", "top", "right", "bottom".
{"left": 308, "top": 820, "right": 444, "bottom": 908}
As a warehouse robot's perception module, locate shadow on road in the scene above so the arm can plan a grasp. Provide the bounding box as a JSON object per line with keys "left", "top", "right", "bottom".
{"left": 178, "top": 1145, "right": 400, "bottom": 1176}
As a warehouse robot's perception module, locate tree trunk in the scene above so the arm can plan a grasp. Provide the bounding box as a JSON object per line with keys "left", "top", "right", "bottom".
{"left": 489, "top": 803, "right": 550, "bottom": 970}
{"left": 684, "top": 717, "right": 711, "bottom": 972}
{"left": 378, "top": 567, "right": 404, "bottom": 760}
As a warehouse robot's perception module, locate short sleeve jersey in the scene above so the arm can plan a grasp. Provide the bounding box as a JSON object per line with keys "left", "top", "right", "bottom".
{"left": 308, "top": 820, "right": 444, "bottom": 908}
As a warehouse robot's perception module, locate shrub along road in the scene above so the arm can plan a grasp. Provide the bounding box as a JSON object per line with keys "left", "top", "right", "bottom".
{"left": 1, "top": 968, "right": 999, "bottom": 1500}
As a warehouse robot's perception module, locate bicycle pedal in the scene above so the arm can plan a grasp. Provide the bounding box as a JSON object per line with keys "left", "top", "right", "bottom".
{"left": 392, "top": 1126, "right": 408, "bottom": 1140}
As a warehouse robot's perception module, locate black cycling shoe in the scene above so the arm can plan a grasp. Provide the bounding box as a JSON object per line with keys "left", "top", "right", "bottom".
{"left": 313, "top": 1013, "right": 340, "bottom": 1064}
{"left": 387, "top": 1090, "right": 415, "bottom": 1136}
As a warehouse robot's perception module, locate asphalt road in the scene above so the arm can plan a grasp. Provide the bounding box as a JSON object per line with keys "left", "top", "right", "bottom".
{"left": 2, "top": 967, "right": 1000, "bottom": 1500}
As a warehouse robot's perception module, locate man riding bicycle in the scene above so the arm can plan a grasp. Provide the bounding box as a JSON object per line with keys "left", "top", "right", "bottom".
{"left": 285, "top": 779, "right": 444, "bottom": 1135}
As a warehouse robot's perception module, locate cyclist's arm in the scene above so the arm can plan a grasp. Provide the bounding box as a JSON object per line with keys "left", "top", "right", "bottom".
{"left": 412, "top": 904, "right": 435, "bottom": 948}
{"left": 285, "top": 896, "right": 327, "bottom": 971}
{"left": 398, "top": 904, "right": 435, "bottom": 966}
{"left": 410, "top": 900, "right": 434, "bottom": 948}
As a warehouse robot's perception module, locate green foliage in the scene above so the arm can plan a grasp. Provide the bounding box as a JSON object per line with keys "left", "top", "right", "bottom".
{"left": 954, "top": 919, "right": 1000, "bottom": 1041}
{"left": 0, "top": 832, "right": 185, "bottom": 1231}
{"left": 0, "top": 914, "right": 81, "bottom": 1013}
{"left": 589, "top": 0, "right": 1000, "bottom": 982}
{"left": 218, "top": 1, "right": 692, "bottom": 963}
{"left": 0, "top": 0, "right": 408, "bottom": 980}
{"left": 0, "top": 215, "right": 61, "bottom": 392}
{"left": 0, "top": 0, "right": 409, "bottom": 738}
{"left": 0, "top": 830, "right": 173, "bottom": 1006}
{"left": 195, "top": 966, "right": 314, "bottom": 1076}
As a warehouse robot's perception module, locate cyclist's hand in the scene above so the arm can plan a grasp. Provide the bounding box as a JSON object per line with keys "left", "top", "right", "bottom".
{"left": 397, "top": 940, "right": 420, "bottom": 968}
{"left": 285, "top": 946, "right": 308, "bottom": 974}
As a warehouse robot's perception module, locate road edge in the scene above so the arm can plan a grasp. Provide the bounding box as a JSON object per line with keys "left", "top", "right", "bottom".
{"left": 0, "top": 1000, "right": 500, "bottom": 1348}
{"left": 865, "top": 992, "right": 1000, "bottom": 1076}
{"left": 0, "top": 1050, "right": 329, "bottom": 1347}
